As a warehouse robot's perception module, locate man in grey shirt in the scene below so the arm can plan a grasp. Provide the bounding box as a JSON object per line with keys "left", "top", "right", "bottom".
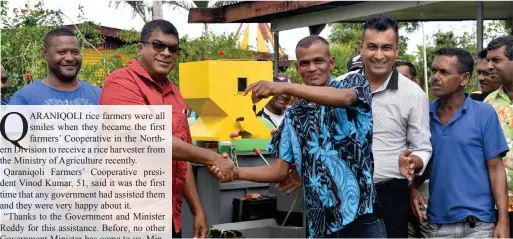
{"left": 336, "top": 13, "right": 432, "bottom": 238}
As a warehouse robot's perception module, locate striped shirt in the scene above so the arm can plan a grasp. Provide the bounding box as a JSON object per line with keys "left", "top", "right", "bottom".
{"left": 336, "top": 68, "right": 432, "bottom": 183}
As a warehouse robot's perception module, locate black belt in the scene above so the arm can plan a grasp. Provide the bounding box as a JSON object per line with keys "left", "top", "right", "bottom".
{"left": 460, "top": 215, "right": 477, "bottom": 228}
{"left": 375, "top": 178, "right": 409, "bottom": 188}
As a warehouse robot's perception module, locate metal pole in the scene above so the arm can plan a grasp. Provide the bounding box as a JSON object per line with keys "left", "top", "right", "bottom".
{"left": 273, "top": 31, "right": 279, "bottom": 74}
{"left": 476, "top": 0, "right": 484, "bottom": 91}
{"left": 422, "top": 22, "right": 428, "bottom": 94}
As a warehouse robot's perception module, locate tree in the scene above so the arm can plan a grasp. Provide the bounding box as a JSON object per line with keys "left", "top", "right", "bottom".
{"left": 328, "top": 22, "right": 420, "bottom": 58}
{"left": 108, "top": 0, "right": 169, "bottom": 23}
{"left": 411, "top": 20, "right": 508, "bottom": 99}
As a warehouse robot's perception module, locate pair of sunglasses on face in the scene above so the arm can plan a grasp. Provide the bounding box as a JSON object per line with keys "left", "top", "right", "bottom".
{"left": 141, "top": 41, "right": 181, "bottom": 54}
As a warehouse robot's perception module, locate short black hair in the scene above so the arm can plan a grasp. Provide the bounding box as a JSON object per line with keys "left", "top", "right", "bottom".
{"left": 295, "top": 35, "right": 330, "bottom": 54}
{"left": 487, "top": 36, "right": 513, "bottom": 61}
{"left": 395, "top": 60, "right": 417, "bottom": 77}
{"left": 363, "top": 13, "right": 399, "bottom": 42}
{"left": 44, "top": 28, "right": 76, "bottom": 48}
{"left": 140, "top": 19, "right": 179, "bottom": 43}
{"left": 434, "top": 48, "right": 474, "bottom": 78}
{"left": 477, "top": 48, "right": 488, "bottom": 61}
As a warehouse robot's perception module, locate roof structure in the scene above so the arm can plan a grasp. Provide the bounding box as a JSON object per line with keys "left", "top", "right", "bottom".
{"left": 188, "top": 1, "right": 513, "bottom": 32}
{"left": 188, "top": 1, "right": 350, "bottom": 24}
{"left": 63, "top": 22, "right": 126, "bottom": 38}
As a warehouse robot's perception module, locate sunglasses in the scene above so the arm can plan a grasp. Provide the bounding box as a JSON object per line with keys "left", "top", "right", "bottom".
{"left": 141, "top": 41, "right": 181, "bottom": 54}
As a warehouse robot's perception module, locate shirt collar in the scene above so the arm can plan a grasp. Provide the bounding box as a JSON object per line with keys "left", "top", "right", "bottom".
{"left": 430, "top": 93, "right": 473, "bottom": 115}
{"left": 129, "top": 60, "right": 174, "bottom": 94}
{"left": 359, "top": 66, "right": 398, "bottom": 91}
{"left": 491, "top": 86, "right": 511, "bottom": 102}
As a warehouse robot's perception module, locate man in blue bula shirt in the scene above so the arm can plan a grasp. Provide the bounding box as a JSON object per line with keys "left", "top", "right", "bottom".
{"left": 409, "top": 48, "right": 510, "bottom": 237}
{"left": 209, "top": 35, "right": 397, "bottom": 238}
{"left": 8, "top": 28, "right": 100, "bottom": 105}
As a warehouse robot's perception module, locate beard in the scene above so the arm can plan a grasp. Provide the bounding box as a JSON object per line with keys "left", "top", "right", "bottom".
{"left": 49, "top": 63, "right": 82, "bottom": 82}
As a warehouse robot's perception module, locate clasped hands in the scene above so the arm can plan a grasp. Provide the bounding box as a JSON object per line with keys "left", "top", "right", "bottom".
{"left": 208, "top": 153, "right": 238, "bottom": 183}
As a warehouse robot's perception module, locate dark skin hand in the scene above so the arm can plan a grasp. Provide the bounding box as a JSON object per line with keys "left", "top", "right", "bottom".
{"left": 172, "top": 136, "right": 236, "bottom": 182}
{"left": 243, "top": 81, "right": 357, "bottom": 108}
{"left": 410, "top": 159, "right": 432, "bottom": 222}
{"left": 276, "top": 163, "right": 302, "bottom": 194}
{"left": 398, "top": 148, "right": 424, "bottom": 181}
{"left": 208, "top": 158, "right": 291, "bottom": 183}
{"left": 487, "top": 158, "right": 509, "bottom": 238}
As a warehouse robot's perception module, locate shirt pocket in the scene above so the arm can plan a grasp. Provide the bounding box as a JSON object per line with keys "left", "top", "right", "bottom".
{"left": 172, "top": 107, "right": 188, "bottom": 140}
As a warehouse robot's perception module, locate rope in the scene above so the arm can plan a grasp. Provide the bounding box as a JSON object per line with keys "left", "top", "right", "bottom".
{"left": 256, "top": 149, "right": 302, "bottom": 227}
{"left": 282, "top": 191, "right": 301, "bottom": 226}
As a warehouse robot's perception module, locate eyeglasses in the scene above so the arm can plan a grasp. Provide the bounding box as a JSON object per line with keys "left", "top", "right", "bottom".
{"left": 141, "top": 41, "right": 181, "bottom": 54}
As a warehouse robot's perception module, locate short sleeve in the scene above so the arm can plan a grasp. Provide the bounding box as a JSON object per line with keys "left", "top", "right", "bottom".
{"left": 482, "top": 104, "right": 509, "bottom": 160}
{"left": 332, "top": 73, "right": 372, "bottom": 108}
{"left": 266, "top": 110, "right": 294, "bottom": 164}
{"left": 7, "top": 91, "right": 28, "bottom": 105}
{"left": 100, "top": 70, "right": 146, "bottom": 105}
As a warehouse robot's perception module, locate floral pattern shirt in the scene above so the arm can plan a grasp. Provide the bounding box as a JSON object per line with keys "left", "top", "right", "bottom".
{"left": 484, "top": 87, "right": 513, "bottom": 211}
{"left": 267, "top": 73, "right": 375, "bottom": 238}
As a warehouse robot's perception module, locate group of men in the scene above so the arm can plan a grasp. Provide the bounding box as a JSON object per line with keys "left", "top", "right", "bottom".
{"left": 2, "top": 11, "right": 513, "bottom": 239}
{"left": 207, "top": 13, "right": 513, "bottom": 239}
{"left": 1, "top": 21, "right": 218, "bottom": 238}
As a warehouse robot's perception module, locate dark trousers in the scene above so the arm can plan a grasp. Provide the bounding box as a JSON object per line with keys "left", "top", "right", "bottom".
{"left": 375, "top": 178, "right": 410, "bottom": 238}
{"left": 172, "top": 222, "right": 182, "bottom": 238}
{"left": 322, "top": 213, "right": 387, "bottom": 238}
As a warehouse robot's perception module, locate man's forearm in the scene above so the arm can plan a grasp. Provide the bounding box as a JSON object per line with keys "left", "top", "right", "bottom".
{"left": 238, "top": 160, "right": 290, "bottom": 183}
{"left": 183, "top": 163, "right": 205, "bottom": 216}
{"left": 488, "top": 158, "right": 509, "bottom": 221}
{"left": 283, "top": 84, "right": 356, "bottom": 107}
{"left": 172, "top": 136, "right": 217, "bottom": 165}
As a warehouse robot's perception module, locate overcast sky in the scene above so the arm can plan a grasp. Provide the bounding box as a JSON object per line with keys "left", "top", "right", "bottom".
{"left": 4, "top": 0, "right": 483, "bottom": 59}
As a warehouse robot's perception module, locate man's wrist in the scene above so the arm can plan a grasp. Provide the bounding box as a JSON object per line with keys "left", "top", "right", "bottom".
{"left": 282, "top": 83, "right": 295, "bottom": 96}
{"left": 211, "top": 154, "right": 222, "bottom": 166}
{"left": 412, "top": 155, "right": 424, "bottom": 173}
{"left": 193, "top": 209, "right": 206, "bottom": 217}
{"left": 236, "top": 167, "right": 246, "bottom": 180}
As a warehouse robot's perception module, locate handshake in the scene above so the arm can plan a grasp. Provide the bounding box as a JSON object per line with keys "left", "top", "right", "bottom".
{"left": 207, "top": 153, "right": 239, "bottom": 183}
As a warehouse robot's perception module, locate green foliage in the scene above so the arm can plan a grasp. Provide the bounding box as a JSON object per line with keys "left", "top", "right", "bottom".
{"left": 328, "top": 20, "right": 510, "bottom": 100}
{"left": 1, "top": 0, "right": 260, "bottom": 95}
{"left": 169, "top": 34, "right": 258, "bottom": 85}
{"left": 330, "top": 44, "right": 357, "bottom": 77}
{"left": 412, "top": 20, "right": 508, "bottom": 100}
{"left": 1, "top": 1, "right": 65, "bottom": 94}
{"left": 327, "top": 23, "right": 362, "bottom": 52}
{"left": 328, "top": 22, "right": 419, "bottom": 57}
{"left": 284, "top": 44, "right": 355, "bottom": 84}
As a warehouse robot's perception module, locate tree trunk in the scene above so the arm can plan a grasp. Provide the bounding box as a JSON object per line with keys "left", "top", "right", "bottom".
{"left": 203, "top": 23, "right": 209, "bottom": 37}
{"left": 152, "top": 1, "right": 163, "bottom": 20}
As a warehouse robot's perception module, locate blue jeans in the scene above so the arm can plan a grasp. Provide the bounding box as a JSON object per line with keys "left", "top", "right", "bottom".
{"left": 322, "top": 214, "right": 387, "bottom": 238}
